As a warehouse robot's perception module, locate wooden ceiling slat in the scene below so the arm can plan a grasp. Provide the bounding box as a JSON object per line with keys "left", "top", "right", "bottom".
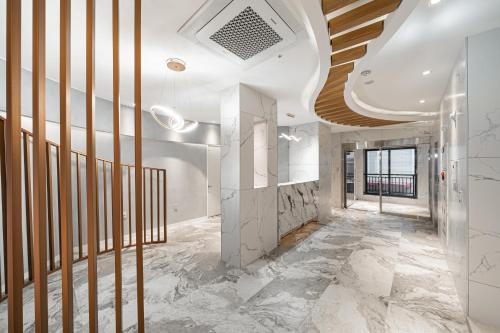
{"left": 328, "top": 62, "right": 354, "bottom": 78}
{"left": 324, "top": 74, "right": 349, "bottom": 88}
{"left": 316, "top": 94, "right": 345, "bottom": 104}
{"left": 323, "top": 0, "right": 358, "bottom": 15}
{"left": 314, "top": 1, "right": 406, "bottom": 128}
{"left": 328, "top": 0, "right": 401, "bottom": 35}
{"left": 318, "top": 85, "right": 345, "bottom": 99}
{"left": 331, "top": 44, "right": 367, "bottom": 66}
{"left": 331, "top": 21, "right": 384, "bottom": 52}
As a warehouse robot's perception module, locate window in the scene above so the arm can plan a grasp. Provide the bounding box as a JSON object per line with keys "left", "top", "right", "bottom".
{"left": 364, "top": 147, "right": 417, "bottom": 198}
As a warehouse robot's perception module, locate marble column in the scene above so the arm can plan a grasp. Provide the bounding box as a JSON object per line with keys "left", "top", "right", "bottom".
{"left": 220, "top": 84, "right": 278, "bottom": 268}
{"left": 318, "top": 123, "right": 334, "bottom": 221}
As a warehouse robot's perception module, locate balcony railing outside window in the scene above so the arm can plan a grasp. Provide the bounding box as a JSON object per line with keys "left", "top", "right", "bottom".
{"left": 364, "top": 147, "right": 417, "bottom": 199}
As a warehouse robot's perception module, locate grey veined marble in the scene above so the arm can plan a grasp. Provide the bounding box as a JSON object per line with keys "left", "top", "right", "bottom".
{"left": 278, "top": 180, "right": 319, "bottom": 238}
{"left": 0, "top": 210, "right": 468, "bottom": 332}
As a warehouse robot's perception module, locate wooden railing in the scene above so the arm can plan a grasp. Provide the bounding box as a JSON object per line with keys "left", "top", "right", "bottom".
{"left": 0, "top": 117, "right": 167, "bottom": 302}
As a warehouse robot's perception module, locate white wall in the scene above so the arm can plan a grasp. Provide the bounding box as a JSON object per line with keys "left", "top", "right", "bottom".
{"left": 277, "top": 126, "right": 290, "bottom": 183}
{"left": 289, "top": 122, "right": 319, "bottom": 183}
{"left": 438, "top": 46, "right": 469, "bottom": 315}
{"left": 0, "top": 63, "right": 218, "bottom": 224}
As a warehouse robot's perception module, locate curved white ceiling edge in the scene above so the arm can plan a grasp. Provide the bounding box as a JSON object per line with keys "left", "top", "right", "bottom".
{"left": 297, "top": 0, "right": 332, "bottom": 125}
{"left": 344, "top": 0, "right": 439, "bottom": 122}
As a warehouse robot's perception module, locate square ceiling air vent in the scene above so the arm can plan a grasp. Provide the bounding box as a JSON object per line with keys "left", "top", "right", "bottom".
{"left": 179, "top": 0, "right": 300, "bottom": 67}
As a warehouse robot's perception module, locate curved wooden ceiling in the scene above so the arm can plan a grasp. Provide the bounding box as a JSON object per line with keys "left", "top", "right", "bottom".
{"left": 316, "top": 0, "right": 404, "bottom": 127}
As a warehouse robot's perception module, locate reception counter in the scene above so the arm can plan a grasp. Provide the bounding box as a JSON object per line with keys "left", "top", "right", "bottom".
{"left": 278, "top": 180, "right": 319, "bottom": 238}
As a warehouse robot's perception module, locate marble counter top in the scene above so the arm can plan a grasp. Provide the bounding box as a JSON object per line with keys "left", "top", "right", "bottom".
{"left": 278, "top": 180, "right": 319, "bottom": 238}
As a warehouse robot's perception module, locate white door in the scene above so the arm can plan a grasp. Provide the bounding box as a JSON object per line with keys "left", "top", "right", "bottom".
{"left": 207, "top": 146, "right": 221, "bottom": 217}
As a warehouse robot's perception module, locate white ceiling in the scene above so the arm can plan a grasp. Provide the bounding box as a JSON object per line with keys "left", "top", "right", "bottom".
{"left": 0, "top": 0, "right": 320, "bottom": 126}
{"left": 353, "top": 0, "right": 500, "bottom": 114}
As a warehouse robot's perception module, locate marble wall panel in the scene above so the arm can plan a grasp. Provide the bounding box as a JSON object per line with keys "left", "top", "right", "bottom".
{"left": 467, "top": 28, "right": 500, "bottom": 328}
{"left": 278, "top": 181, "right": 319, "bottom": 237}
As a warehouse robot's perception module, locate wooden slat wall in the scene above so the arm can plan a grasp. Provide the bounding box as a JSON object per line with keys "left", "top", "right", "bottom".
{"left": 1, "top": 0, "right": 160, "bottom": 330}
{"left": 5, "top": 0, "right": 24, "bottom": 330}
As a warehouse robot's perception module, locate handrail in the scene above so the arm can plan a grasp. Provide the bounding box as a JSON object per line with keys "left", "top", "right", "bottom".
{"left": 0, "top": 116, "right": 167, "bottom": 302}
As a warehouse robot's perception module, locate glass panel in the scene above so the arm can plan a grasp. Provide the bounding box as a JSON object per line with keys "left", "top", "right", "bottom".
{"left": 390, "top": 149, "right": 415, "bottom": 175}
{"left": 366, "top": 150, "right": 388, "bottom": 174}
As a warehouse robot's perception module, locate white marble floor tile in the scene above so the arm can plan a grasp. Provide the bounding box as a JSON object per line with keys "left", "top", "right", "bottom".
{"left": 0, "top": 211, "right": 469, "bottom": 333}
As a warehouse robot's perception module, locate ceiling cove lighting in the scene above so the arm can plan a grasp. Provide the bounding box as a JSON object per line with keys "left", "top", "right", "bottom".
{"left": 279, "top": 133, "right": 302, "bottom": 142}
{"left": 422, "top": 70, "right": 431, "bottom": 76}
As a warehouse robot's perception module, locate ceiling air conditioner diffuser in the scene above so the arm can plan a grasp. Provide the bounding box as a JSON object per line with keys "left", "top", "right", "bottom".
{"left": 179, "top": 0, "right": 301, "bottom": 67}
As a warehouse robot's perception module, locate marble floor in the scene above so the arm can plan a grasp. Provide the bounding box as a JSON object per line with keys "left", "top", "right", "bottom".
{"left": 349, "top": 200, "right": 431, "bottom": 220}
{"left": 0, "top": 210, "right": 468, "bottom": 332}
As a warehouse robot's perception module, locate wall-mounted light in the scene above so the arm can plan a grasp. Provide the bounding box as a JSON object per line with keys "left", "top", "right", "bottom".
{"left": 279, "top": 133, "right": 301, "bottom": 142}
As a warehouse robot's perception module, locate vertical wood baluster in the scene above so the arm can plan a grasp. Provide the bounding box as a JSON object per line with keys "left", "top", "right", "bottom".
{"left": 164, "top": 170, "right": 167, "bottom": 243}
{"left": 23, "top": 133, "right": 34, "bottom": 281}
{"left": 76, "top": 154, "right": 83, "bottom": 259}
{"left": 55, "top": 146, "right": 62, "bottom": 268}
{"left": 121, "top": 166, "right": 125, "bottom": 248}
{"left": 128, "top": 166, "right": 132, "bottom": 246}
{"left": 150, "top": 169, "right": 153, "bottom": 242}
{"left": 156, "top": 169, "right": 160, "bottom": 242}
{"left": 46, "top": 144, "right": 55, "bottom": 271}
{"left": 103, "top": 161, "right": 109, "bottom": 251}
{"left": 0, "top": 120, "right": 8, "bottom": 298}
{"left": 95, "top": 160, "right": 100, "bottom": 254}
{"left": 143, "top": 170, "right": 146, "bottom": 243}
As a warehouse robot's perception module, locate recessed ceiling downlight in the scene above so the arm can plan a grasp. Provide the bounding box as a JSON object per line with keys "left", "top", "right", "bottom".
{"left": 422, "top": 70, "right": 431, "bottom": 76}
{"left": 166, "top": 58, "right": 186, "bottom": 72}
{"left": 286, "top": 113, "right": 295, "bottom": 118}
{"left": 419, "top": 99, "right": 426, "bottom": 104}
{"left": 428, "top": 0, "right": 441, "bottom": 6}
{"left": 361, "top": 70, "right": 372, "bottom": 77}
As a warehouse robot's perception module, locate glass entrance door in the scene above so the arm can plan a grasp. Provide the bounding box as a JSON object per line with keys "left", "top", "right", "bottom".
{"left": 344, "top": 151, "right": 355, "bottom": 208}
